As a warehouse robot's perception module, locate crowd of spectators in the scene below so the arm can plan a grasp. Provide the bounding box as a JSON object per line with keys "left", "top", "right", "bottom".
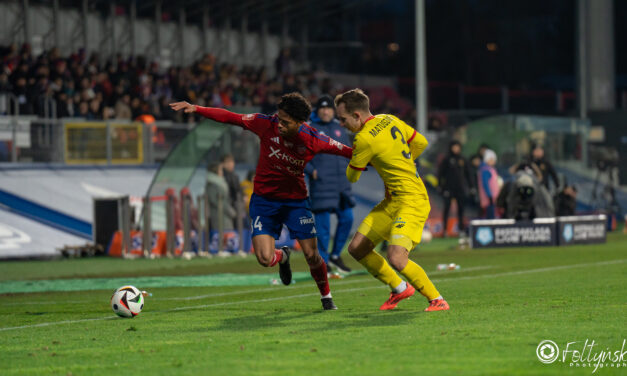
{"left": 0, "top": 43, "right": 346, "bottom": 123}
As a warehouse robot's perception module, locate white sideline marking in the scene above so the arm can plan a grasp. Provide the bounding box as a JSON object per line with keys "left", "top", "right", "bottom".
{"left": 0, "top": 259, "right": 624, "bottom": 332}
{"left": 0, "top": 316, "right": 118, "bottom": 331}
{"left": 0, "top": 266, "right": 496, "bottom": 306}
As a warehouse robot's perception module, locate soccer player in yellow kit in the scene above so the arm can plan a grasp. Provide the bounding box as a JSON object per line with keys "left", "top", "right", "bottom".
{"left": 335, "top": 89, "right": 449, "bottom": 311}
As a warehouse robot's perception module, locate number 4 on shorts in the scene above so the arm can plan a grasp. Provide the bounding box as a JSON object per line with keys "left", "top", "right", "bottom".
{"left": 254, "top": 216, "right": 263, "bottom": 231}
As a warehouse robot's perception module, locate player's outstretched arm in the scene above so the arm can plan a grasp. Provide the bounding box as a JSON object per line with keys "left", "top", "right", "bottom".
{"left": 169, "top": 101, "right": 246, "bottom": 126}
{"left": 319, "top": 140, "right": 353, "bottom": 159}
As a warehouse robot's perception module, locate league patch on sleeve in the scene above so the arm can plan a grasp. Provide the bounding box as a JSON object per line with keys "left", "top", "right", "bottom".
{"left": 330, "top": 139, "right": 343, "bottom": 149}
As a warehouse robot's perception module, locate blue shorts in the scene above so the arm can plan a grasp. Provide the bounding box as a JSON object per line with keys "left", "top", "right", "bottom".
{"left": 248, "top": 193, "right": 316, "bottom": 240}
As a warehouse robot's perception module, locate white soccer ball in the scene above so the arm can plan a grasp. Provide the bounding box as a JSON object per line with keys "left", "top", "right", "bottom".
{"left": 110, "top": 285, "right": 144, "bottom": 318}
{"left": 421, "top": 229, "right": 433, "bottom": 243}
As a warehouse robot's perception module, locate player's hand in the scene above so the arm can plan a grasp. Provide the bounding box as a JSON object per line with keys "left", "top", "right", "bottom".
{"left": 312, "top": 170, "right": 318, "bottom": 180}
{"left": 169, "top": 101, "right": 197, "bottom": 113}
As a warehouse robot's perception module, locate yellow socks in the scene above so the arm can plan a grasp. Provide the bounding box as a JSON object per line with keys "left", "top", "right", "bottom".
{"left": 400, "top": 260, "right": 440, "bottom": 301}
{"left": 359, "top": 251, "right": 441, "bottom": 301}
{"left": 358, "top": 251, "right": 403, "bottom": 289}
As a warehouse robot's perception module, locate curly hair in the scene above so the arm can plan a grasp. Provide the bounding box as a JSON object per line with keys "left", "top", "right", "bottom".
{"left": 276, "top": 92, "right": 312, "bottom": 123}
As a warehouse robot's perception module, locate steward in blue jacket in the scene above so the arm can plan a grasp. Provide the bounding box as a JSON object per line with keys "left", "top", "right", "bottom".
{"left": 305, "top": 95, "right": 355, "bottom": 273}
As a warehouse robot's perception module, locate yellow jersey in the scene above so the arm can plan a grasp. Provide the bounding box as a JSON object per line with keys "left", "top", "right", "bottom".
{"left": 347, "top": 114, "right": 429, "bottom": 199}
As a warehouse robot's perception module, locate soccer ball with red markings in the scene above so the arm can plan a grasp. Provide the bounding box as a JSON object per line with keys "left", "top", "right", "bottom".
{"left": 110, "top": 285, "right": 144, "bottom": 318}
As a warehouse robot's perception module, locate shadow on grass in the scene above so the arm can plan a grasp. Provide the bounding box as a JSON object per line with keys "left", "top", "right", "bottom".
{"left": 212, "top": 307, "right": 422, "bottom": 333}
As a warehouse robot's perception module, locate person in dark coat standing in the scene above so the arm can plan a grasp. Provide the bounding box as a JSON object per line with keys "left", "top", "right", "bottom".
{"left": 437, "top": 141, "right": 472, "bottom": 235}
{"left": 221, "top": 153, "right": 243, "bottom": 229}
{"left": 305, "top": 95, "right": 355, "bottom": 273}
{"left": 530, "top": 145, "right": 559, "bottom": 192}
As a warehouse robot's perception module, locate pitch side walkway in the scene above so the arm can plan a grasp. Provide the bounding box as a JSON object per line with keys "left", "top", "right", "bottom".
{"left": 0, "top": 270, "right": 368, "bottom": 294}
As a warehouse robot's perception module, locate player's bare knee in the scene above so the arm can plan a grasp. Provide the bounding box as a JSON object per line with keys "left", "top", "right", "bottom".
{"left": 347, "top": 240, "right": 361, "bottom": 258}
{"left": 304, "top": 252, "right": 321, "bottom": 266}
{"left": 255, "top": 251, "right": 273, "bottom": 267}
{"left": 387, "top": 251, "right": 408, "bottom": 271}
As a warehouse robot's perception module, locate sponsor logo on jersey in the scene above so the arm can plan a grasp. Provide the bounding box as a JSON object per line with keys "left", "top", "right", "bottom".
{"left": 299, "top": 216, "right": 315, "bottom": 225}
{"left": 268, "top": 146, "right": 305, "bottom": 166}
{"left": 393, "top": 217, "right": 406, "bottom": 229}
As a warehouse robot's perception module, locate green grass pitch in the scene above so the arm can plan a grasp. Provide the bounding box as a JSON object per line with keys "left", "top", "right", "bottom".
{"left": 0, "top": 232, "right": 625, "bottom": 375}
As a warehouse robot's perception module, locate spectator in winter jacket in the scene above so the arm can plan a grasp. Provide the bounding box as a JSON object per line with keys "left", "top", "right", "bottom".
{"left": 206, "top": 162, "right": 236, "bottom": 232}
{"left": 530, "top": 144, "right": 559, "bottom": 192}
{"left": 477, "top": 149, "right": 501, "bottom": 219}
{"left": 305, "top": 95, "right": 355, "bottom": 273}
{"left": 221, "top": 153, "right": 243, "bottom": 211}
{"left": 437, "top": 140, "right": 472, "bottom": 235}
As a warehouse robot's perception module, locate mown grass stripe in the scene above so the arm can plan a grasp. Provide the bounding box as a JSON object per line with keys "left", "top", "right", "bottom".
{"left": 0, "top": 259, "right": 623, "bottom": 332}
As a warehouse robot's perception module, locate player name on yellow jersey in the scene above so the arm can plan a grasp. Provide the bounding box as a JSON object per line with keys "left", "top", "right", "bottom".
{"left": 347, "top": 114, "right": 429, "bottom": 199}
{"left": 368, "top": 116, "right": 393, "bottom": 138}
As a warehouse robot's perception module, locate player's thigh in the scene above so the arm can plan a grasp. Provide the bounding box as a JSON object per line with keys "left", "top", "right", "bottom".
{"left": 356, "top": 199, "right": 393, "bottom": 247}
{"left": 252, "top": 234, "right": 276, "bottom": 264}
{"left": 388, "top": 202, "right": 430, "bottom": 251}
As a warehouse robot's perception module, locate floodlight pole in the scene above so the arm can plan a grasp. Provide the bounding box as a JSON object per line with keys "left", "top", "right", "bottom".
{"left": 415, "top": 0, "right": 427, "bottom": 134}
{"left": 576, "top": 0, "right": 587, "bottom": 119}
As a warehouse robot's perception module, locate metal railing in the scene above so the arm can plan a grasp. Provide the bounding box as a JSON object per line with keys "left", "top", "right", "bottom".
{"left": 0, "top": 111, "right": 262, "bottom": 166}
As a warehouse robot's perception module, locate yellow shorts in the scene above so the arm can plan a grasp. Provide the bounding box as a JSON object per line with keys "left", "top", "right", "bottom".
{"left": 357, "top": 196, "right": 430, "bottom": 251}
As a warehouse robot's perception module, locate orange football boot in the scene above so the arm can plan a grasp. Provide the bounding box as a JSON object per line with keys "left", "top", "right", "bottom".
{"left": 379, "top": 284, "right": 416, "bottom": 310}
{"left": 424, "top": 298, "right": 450, "bottom": 312}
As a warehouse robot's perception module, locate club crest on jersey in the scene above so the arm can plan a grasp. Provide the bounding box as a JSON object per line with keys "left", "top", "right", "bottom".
{"left": 296, "top": 145, "right": 307, "bottom": 155}
{"left": 271, "top": 137, "right": 280, "bottom": 144}
{"left": 335, "top": 130, "right": 341, "bottom": 138}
